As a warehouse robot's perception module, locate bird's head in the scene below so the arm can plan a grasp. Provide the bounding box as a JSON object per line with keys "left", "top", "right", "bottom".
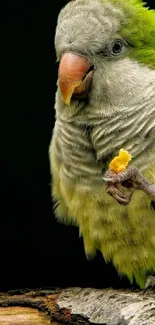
{"left": 54, "top": 0, "right": 155, "bottom": 117}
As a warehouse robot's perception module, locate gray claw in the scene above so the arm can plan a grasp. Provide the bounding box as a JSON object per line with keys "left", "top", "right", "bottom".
{"left": 102, "top": 176, "right": 113, "bottom": 182}
{"left": 114, "top": 194, "right": 130, "bottom": 205}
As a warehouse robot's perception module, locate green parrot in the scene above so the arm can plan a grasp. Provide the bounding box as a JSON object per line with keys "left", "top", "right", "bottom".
{"left": 49, "top": 0, "right": 155, "bottom": 289}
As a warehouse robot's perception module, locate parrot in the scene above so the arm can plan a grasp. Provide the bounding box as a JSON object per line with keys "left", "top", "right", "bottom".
{"left": 49, "top": 0, "right": 155, "bottom": 289}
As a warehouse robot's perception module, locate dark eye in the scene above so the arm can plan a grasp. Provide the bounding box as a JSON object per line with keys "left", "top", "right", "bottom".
{"left": 111, "top": 40, "right": 124, "bottom": 55}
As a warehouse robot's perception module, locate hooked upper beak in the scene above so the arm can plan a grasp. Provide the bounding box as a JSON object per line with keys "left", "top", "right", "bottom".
{"left": 58, "top": 52, "right": 94, "bottom": 105}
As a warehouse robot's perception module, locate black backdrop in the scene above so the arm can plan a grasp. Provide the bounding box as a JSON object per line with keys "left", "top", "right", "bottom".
{"left": 0, "top": 0, "right": 154, "bottom": 291}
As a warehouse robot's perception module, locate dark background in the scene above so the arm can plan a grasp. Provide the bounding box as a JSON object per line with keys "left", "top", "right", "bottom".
{"left": 0, "top": 0, "right": 154, "bottom": 291}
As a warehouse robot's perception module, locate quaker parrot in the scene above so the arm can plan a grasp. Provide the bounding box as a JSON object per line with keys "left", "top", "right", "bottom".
{"left": 49, "top": 0, "right": 155, "bottom": 289}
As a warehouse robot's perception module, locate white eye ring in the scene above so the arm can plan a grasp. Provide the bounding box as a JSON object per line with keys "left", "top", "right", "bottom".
{"left": 111, "top": 40, "right": 124, "bottom": 56}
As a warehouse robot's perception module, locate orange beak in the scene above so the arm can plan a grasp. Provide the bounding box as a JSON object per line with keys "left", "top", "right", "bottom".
{"left": 58, "top": 52, "right": 93, "bottom": 105}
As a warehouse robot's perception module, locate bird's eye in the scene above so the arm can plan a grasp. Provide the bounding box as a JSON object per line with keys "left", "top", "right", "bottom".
{"left": 111, "top": 40, "right": 124, "bottom": 56}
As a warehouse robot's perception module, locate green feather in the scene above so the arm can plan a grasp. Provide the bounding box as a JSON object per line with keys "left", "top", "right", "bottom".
{"left": 107, "top": 0, "right": 155, "bottom": 68}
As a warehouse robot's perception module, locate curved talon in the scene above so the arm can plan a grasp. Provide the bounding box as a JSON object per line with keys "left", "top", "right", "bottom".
{"left": 106, "top": 184, "right": 133, "bottom": 205}
{"left": 115, "top": 193, "right": 132, "bottom": 205}
{"left": 102, "top": 176, "right": 116, "bottom": 183}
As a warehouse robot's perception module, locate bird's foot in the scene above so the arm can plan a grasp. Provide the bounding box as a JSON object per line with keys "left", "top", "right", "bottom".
{"left": 105, "top": 182, "right": 133, "bottom": 205}
{"left": 143, "top": 275, "right": 155, "bottom": 293}
{"left": 102, "top": 166, "right": 155, "bottom": 205}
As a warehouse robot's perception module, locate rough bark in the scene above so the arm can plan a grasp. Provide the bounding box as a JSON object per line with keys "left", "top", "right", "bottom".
{"left": 0, "top": 287, "right": 154, "bottom": 325}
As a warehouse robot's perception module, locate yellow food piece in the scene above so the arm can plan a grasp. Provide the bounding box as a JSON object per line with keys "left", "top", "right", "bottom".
{"left": 109, "top": 149, "right": 132, "bottom": 173}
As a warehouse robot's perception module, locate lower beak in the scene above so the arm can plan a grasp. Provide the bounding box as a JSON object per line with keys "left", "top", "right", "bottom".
{"left": 58, "top": 52, "right": 94, "bottom": 105}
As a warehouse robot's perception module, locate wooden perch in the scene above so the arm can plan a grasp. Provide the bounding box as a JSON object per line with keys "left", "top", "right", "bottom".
{"left": 0, "top": 287, "right": 154, "bottom": 324}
